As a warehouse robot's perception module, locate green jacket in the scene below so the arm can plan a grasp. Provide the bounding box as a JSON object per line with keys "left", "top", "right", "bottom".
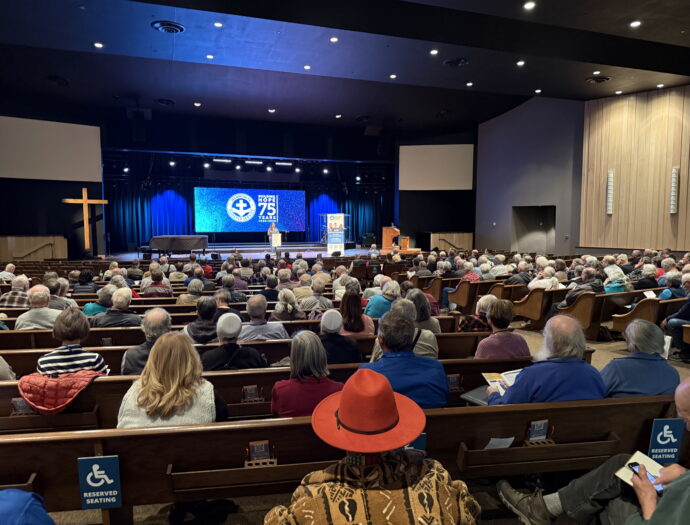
{"left": 626, "top": 470, "right": 690, "bottom": 525}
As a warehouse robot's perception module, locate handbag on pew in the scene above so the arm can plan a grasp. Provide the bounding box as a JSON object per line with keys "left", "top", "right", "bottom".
{"left": 17, "top": 370, "right": 105, "bottom": 416}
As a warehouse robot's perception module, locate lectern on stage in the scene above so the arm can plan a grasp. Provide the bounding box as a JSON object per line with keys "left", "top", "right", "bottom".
{"left": 381, "top": 225, "right": 421, "bottom": 254}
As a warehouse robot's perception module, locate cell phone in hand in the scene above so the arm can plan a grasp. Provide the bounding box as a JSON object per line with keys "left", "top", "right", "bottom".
{"left": 627, "top": 462, "right": 664, "bottom": 493}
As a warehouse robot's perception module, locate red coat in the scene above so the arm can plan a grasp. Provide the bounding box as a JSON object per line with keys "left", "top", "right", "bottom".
{"left": 18, "top": 370, "right": 104, "bottom": 415}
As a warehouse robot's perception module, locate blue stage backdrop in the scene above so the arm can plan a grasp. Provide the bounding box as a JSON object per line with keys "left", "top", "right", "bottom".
{"left": 194, "top": 187, "right": 305, "bottom": 232}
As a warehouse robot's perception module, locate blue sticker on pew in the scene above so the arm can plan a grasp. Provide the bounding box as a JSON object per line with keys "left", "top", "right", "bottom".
{"left": 648, "top": 418, "right": 684, "bottom": 464}
{"left": 77, "top": 455, "right": 122, "bottom": 509}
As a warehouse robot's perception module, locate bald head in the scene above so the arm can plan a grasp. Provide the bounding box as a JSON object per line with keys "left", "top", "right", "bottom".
{"left": 12, "top": 275, "right": 29, "bottom": 291}
{"left": 542, "top": 315, "right": 586, "bottom": 360}
{"left": 28, "top": 284, "right": 50, "bottom": 308}
{"left": 675, "top": 378, "right": 690, "bottom": 431}
{"left": 141, "top": 307, "right": 171, "bottom": 342}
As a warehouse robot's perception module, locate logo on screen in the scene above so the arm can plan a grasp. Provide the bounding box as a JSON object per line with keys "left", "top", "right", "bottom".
{"left": 226, "top": 193, "right": 256, "bottom": 222}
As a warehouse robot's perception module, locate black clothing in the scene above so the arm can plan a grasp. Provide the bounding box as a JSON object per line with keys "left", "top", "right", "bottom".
{"left": 260, "top": 289, "right": 280, "bottom": 302}
{"left": 121, "top": 340, "right": 154, "bottom": 375}
{"left": 90, "top": 309, "right": 141, "bottom": 328}
{"left": 201, "top": 343, "right": 267, "bottom": 371}
{"left": 319, "top": 333, "right": 362, "bottom": 364}
{"left": 633, "top": 277, "right": 658, "bottom": 290}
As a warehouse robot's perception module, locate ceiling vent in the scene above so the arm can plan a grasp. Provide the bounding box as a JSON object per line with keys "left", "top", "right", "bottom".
{"left": 151, "top": 20, "right": 185, "bottom": 34}
{"left": 585, "top": 75, "right": 611, "bottom": 84}
{"left": 443, "top": 57, "right": 470, "bottom": 68}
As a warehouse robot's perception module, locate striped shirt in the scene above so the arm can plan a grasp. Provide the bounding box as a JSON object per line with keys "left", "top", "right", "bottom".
{"left": 37, "top": 345, "right": 110, "bottom": 376}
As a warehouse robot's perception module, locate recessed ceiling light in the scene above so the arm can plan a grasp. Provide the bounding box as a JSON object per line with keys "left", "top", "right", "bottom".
{"left": 523, "top": 1, "right": 536, "bottom": 10}
{"left": 123, "top": 167, "right": 129, "bottom": 173}
{"left": 295, "top": 167, "right": 301, "bottom": 173}
{"left": 203, "top": 162, "right": 210, "bottom": 168}
{"left": 330, "top": 36, "right": 339, "bottom": 43}
{"left": 630, "top": 20, "right": 642, "bottom": 28}
{"left": 169, "top": 161, "right": 176, "bottom": 167}
{"left": 516, "top": 60, "right": 525, "bottom": 67}
{"left": 304, "top": 65, "right": 311, "bottom": 70}
{"left": 266, "top": 166, "right": 273, "bottom": 172}
{"left": 615, "top": 90, "right": 623, "bottom": 95}
{"left": 335, "top": 114, "right": 342, "bottom": 119}
{"left": 235, "top": 165, "right": 241, "bottom": 170}
{"left": 323, "top": 168, "right": 329, "bottom": 174}
{"left": 593, "top": 70, "right": 601, "bottom": 75}
{"left": 430, "top": 49, "right": 439, "bottom": 56}
{"left": 93, "top": 42, "right": 104, "bottom": 49}
{"left": 657, "top": 83, "right": 665, "bottom": 88}
{"left": 466, "top": 82, "right": 473, "bottom": 87}
{"left": 534, "top": 89, "right": 542, "bottom": 94}
{"left": 268, "top": 108, "right": 276, "bottom": 113}
{"left": 213, "top": 22, "right": 223, "bottom": 28}
{"left": 206, "top": 54, "right": 214, "bottom": 59}
{"left": 389, "top": 74, "right": 397, "bottom": 79}
{"left": 193, "top": 102, "right": 202, "bottom": 107}
{"left": 356, "top": 176, "right": 361, "bottom": 181}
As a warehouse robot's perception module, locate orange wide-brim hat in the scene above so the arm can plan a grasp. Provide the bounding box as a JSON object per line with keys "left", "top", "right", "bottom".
{"left": 312, "top": 368, "right": 426, "bottom": 454}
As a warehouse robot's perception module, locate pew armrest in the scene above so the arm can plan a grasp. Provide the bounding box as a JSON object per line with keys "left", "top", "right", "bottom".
{"left": 0, "top": 472, "right": 37, "bottom": 492}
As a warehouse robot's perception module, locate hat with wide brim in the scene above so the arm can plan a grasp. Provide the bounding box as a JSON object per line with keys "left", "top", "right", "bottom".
{"left": 311, "top": 369, "right": 426, "bottom": 454}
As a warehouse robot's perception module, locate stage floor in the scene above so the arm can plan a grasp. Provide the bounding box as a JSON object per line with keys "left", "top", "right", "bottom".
{"left": 110, "top": 242, "right": 370, "bottom": 261}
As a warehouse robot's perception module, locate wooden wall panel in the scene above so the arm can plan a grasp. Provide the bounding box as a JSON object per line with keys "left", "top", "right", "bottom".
{"left": 580, "top": 86, "right": 690, "bottom": 249}
{"left": 0, "top": 236, "right": 68, "bottom": 261}
{"left": 429, "top": 233, "right": 474, "bottom": 252}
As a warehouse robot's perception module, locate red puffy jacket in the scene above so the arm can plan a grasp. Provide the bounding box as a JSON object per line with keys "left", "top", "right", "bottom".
{"left": 18, "top": 370, "right": 104, "bottom": 415}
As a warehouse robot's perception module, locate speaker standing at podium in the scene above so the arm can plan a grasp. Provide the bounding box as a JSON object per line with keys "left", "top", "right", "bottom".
{"left": 268, "top": 222, "right": 280, "bottom": 253}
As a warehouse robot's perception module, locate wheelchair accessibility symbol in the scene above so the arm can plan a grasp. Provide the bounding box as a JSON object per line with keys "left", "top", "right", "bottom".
{"left": 656, "top": 424, "right": 678, "bottom": 445}
{"left": 86, "top": 463, "right": 114, "bottom": 487}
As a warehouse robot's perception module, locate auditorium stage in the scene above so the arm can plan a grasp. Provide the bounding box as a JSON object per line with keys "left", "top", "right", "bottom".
{"left": 111, "top": 242, "right": 370, "bottom": 260}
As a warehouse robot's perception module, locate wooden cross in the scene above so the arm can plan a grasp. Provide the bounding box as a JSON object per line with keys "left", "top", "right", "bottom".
{"left": 62, "top": 187, "right": 108, "bottom": 251}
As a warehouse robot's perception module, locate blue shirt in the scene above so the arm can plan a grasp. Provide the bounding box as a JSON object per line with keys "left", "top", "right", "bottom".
{"left": 488, "top": 358, "right": 606, "bottom": 405}
{"left": 360, "top": 351, "right": 448, "bottom": 408}
{"left": 600, "top": 352, "right": 679, "bottom": 398}
{"left": 658, "top": 287, "right": 687, "bottom": 301}
{"left": 0, "top": 489, "right": 54, "bottom": 524}
{"left": 604, "top": 281, "right": 625, "bottom": 294}
{"left": 363, "top": 295, "right": 393, "bottom": 319}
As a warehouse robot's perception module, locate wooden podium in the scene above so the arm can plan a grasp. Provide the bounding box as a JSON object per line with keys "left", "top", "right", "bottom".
{"left": 382, "top": 226, "right": 399, "bottom": 253}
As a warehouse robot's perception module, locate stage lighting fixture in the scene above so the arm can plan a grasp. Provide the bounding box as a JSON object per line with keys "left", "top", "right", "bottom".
{"left": 355, "top": 176, "right": 361, "bottom": 181}
{"left": 330, "top": 36, "right": 339, "bottom": 43}
{"left": 193, "top": 102, "right": 202, "bottom": 107}
{"left": 206, "top": 54, "right": 214, "bottom": 59}
{"left": 203, "top": 162, "right": 210, "bottom": 168}
{"left": 266, "top": 166, "right": 273, "bottom": 172}
{"left": 212, "top": 158, "right": 233, "bottom": 164}
{"left": 275, "top": 161, "right": 293, "bottom": 166}
{"left": 295, "top": 167, "right": 301, "bottom": 173}
{"left": 93, "top": 42, "right": 104, "bottom": 49}
{"left": 235, "top": 165, "right": 241, "bottom": 170}
{"left": 169, "top": 160, "right": 176, "bottom": 167}
{"left": 323, "top": 168, "right": 330, "bottom": 174}
{"left": 214, "top": 22, "right": 223, "bottom": 28}
{"left": 123, "top": 167, "right": 129, "bottom": 173}
{"left": 245, "top": 160, "right": 263, "bottom": 165}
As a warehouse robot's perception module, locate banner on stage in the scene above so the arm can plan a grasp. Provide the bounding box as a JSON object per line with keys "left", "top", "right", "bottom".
{"left": 327, "top": 213, "right": 345, "bottom": 254}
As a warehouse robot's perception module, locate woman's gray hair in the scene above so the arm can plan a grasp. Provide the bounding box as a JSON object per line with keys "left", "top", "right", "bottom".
{"left": 110, "top": 275, "right": 126, "bottom": 288}
{"left": 476, "top": 293, "right": 498, "bottom": 315}
{"left": 625, "top": 319, "right": 665, "bottom": 355}
{"left": 641, "top": 264, "right": 658, "bottom": 278}
{"left": 345, "top": 278, "right": 361, "bottom": 294}
{"left": 96, "top": 284, "right": 117, "bottom": 307}
{"left": 276, "top": 288, "right": 298, "bottom": 314}
{"left": 542, "top": 315, "right": 586, "bottom": 360}
{"left": 187, "top": 279, "right": 204, "bottom": 293}
{"left": 406, "top": 288, "right": 431, "bottom": 321}
{"left": 290, "top": 331, "right": 329, "bottom": 379}
{"left": 665, "top": 271, "right": 682, "bottom": 288}
{"left": 57, "top": 277, "right": 70, "bottom": 295}
{"left": 382, "top": 280, "right": 401, "bottom": 301}
{"left": 391, "top": 298, "right": 416, "bottom": 321}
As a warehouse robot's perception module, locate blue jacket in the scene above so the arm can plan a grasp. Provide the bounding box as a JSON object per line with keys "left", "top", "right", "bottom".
{"left": 360, "top": 351, "right": 448, "bottom": 408}
{"left": 604, "top": 281, "right": 626, "bottom": 294}
{"left": 0, "top": 489, "right": 54, "bottom": 524}
{"left": 658, "top": 287, "right": 687, "bottom": 301}
{"left": 363, "top": 295, "right": 393, "bottom": 319}
{"left": 600, "top": 352, "right": 679, "bottom": 398}
{"left": 668, "top": 297, "right": 690, "bottom": 321}
{"left": 488, "top": 358, "right": 605, "bottom": 405}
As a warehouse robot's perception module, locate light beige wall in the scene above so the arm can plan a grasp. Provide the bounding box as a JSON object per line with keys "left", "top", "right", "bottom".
{"left": 399, "top": 144, "right": 474, "bottom": 190}
{"left": 580, "top": 86, "right": 690, "bottom": 249}
{"left": 429, "top": 233, "right": 474, "bottom": 252}
{"left": 0, "top": 236, "right": 68, "bottom": 261}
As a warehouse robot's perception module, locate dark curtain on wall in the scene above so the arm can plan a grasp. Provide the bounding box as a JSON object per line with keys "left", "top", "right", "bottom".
{"left": 105, "top": 179, "right": 387, "bottom": 252}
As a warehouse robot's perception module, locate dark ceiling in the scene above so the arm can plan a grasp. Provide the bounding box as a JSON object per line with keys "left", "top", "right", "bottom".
{"left": 0, "top": 0, "right": 688, "bottom": 135}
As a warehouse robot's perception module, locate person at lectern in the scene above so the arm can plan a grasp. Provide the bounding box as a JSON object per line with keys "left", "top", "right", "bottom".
{"left": 268, "top": 222, "right": 278, "bottom": 236}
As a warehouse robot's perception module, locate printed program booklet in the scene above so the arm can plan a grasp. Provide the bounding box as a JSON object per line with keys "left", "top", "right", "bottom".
{"left": 481, "top": 369, "right": 523, "bottom": 396}
{"left": 614, "top": 451, "right": 663, "bottom": 487}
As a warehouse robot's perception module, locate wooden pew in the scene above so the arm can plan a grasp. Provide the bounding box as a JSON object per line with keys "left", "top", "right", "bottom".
{"left": 447, "top": 280, "right": 498, "bottom": 313}
{"left": 0, "top": 396, "right": 679, "bottom": 519}
{"left": 684, "top": 324, "right": 690, "bottom": 344}
{"left": 0, "top": 357, "right": 536, "bottom": 431}
{"left": 488, "top": 283, "right": 528, "bottom": 301}
{"left": 513, "top": 288, "right": 567, "bottom": 330}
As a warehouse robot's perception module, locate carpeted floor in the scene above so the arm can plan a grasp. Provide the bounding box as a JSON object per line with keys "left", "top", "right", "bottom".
{"left": 49, "top": 324, "right": 689, "bottom": 524}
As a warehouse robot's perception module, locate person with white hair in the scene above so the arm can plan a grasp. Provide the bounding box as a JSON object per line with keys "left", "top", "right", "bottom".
{"left": 121, "top": 308, "right": 172, "bottom": 375}
{"left": 364, "top": 280, "right": 400, "bottom": 318}
{"left": 15, "top": 285, "right": 61, "bottom": 330}
{"left": 332, "top": 266, "right": 349, "bottom": 293}
{"left": 657, "top": 271, "right": 687, "bottom": 300}
{"left": 363, "top": 274, "right": 389, "bottom": 299}
{"left": 457, "top": 293, "right": 496, "bottom": 332}
{"left": 299, "top": 278, "right": 334, "bottom": 310}
{"left": 504, "top": 261, "right": 533, "bottom": 285}
{"left": 238, "top": 294, "right": 289, "bottom": 341}
{"left": 201, "top": 313, "right": 267, "bottom": 371}
{"left": 367, "top": 243, "right": 379, "bottom": 256}
{"left": 603, "top": 266, "right": 632, "bottom": 293}
{"left": 528, "top": 266, "right": 564, "bottom": 291}
{"left": 479, "top": 262, "right": 494, "bottom": 281}
{"left": 45, "top": 278, "right": 77, "bottom": 310}
{"left": 0, "top": 263, "right": 16, "bottom": 281}
{"left": 90, "top": 287, "right": 141, "bottom": 327}
{"left": 270, "top": 289, "right": 306, "bottom": 321}
{"left": 292, "top": 274, "right": 314, "bottom": 303}
{"left": 487, "top": 315, "right": 605, "bottom": 405}
{"left": 490, "top": 254, "right": 508, "bottom": 277}
{"left": 319, "top": 310, "right": 361, "bottom": 364}
{"left": 657, "top": 257, "right": 679, "bottom": 286}
{"left": 0, "top": 274, "right": 30, "bottom": 308}
{"left": 600, "top": 320, "right": 679, "bottom": 397}
{"left": 632, "top": 264, "right": 659, "bottom": 290}
{"left": 275, "top": 268, "right": 295, "bottom": 290}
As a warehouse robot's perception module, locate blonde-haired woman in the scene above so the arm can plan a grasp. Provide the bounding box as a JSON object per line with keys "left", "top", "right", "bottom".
{"left": 269, "top": 289, "right": 306, "bottom": 321}
{"left": 117, "top": 332, "right": 227, "bottom": 427}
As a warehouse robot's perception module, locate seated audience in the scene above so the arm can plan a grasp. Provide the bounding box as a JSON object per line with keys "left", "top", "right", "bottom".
{"left": 310, "top": 263, "right": 331, "bottom": 283}
{"left": 292, "top": 274, "right": 314, "bottom": 303}
{"left": 553, "top": 267, "right": 603, "bottom": 315}
{"left": 90, "top": 288, "right": 141, "bottom": 327}
{"left": 528, "top": 267, "right": 563, "bottom": 290}
{"left": 121, "top": 308, "right": 171, "bottom": 375}
{"left": 141, "top": 269, "right": 173, "bottom": 297}
{"left": 72, "top": 270, "right": 98, "bottom": 294}
{"left": 214, "top": 260, "right": 231, "bottom": 283}
{"left": 0, "top": 274, "right": 30, "bottom": 308}
{"left": 16, "top": 285, "right": 61, "bottom": 330}
{"left": 363, "top": 273, "right": 388, "bottom": 298}
{"left": 600, "top": 320, "right": 679, "bottom": 397}
{"left": 401, "top": 280, "right": 440, "bottom": 315}
{"left": 0, "top": 354, "right": 15, "bottom": 380}
{"left": 176, "top": 279, "right": 204, "bottom": 305}
{"left": 603, "top": 266, "right": 632, "bottom": 293}
{"left": 661, "top": 277, "right": 690, "bottom": 362}
{"left": 370, "top": 299, "right": 439, "bottom": 361}
{"left": 487, "top": 315, "right": 605, "bottom": 405}
{"left": 182, "top": 296, "right": 218, "bottom": 344}
{"left": 415, "top": 260, "right": 432, "bottom": 276}
{"left": 67, "top": 270, "right": 80, "bottom": 290}
{"left": 361, "top": 311, "right": 447, "bottom": 408}
{"left": 37, "top": 307, "right": 109, "bottom": 375}
{"left": 140, "top": 262, "right": 172, "bottom": 290}
{"left": 475, "top": 299, "right": 531, "bottom": 359}
{"left": 364, "top": 279, "right": 400, "bottom": 318}
{"left": 238, "top": 294, "right": 289, "bottom": 341}
{"left": 406, "top": 288, "right": 440, "bottom": 333}
{"left": 212, "top": 289, "right": 242, "bottom": 322}
{"left": 110, "top": 274, "right": 140, "bottom": 298}
{"left": 201, "top": 313, "right": 266, "bottom": 370}
{"left": 657, "top": 271, "right": 686, "bottom": 300}
{"left": 340, "top": 291, "right": 375, "bottom": 336}
{"left": 168, "top": 262, "right": 187, "bottom": 282}
{"left": 231, "top": 268, "right": 249, "bottom": 290}
{"left": 271, "top": 331, "right": 344, "bottom": 417}
{"left": 128, "top": 258, "right": 144, "bottom": 280}
{"left": 117, "top": 332, "right": 227, "bottom": 427}
{"left": 46, "top": 278, "right": 77, "bottom": 310}
{"left": 657, "top": 257, "right": 678, "bottom": 286}
{"left": 181, "top": 254, "right": 197, "bottom": 273}
{"left": 298, "top": 278, "right": 333, "bottom": 310}
{"left": 497, "top": 378, "right": 690, "bottom": 525}
{"left": 221, "top": 275, "right": 248, "bottom": 303}
{"left": 319, "top": 310, "right": 361, "bottom": 364}
{"left": 82, "top": 284, "right": 116, "bottom": 316}
{"left": 276, "top": 268, "right": 295, "bottom": 290}
{"left": 260, "top": 274, "right": 280, "bottom": 301}
{"left": 504, "top": 261, "right": 532, "bottom": 285}
{"left": 331, "top": 265, "right": 348, "bottom": 291}
{"left": 633, "top": 264, "right": 659, "bottom": 290}
{"left": 269, "top": 289, "right": 306, "bottom": 321}
{"left": 458, "top": 293, "right": 496, "bottom": 332}
{"left": 479, "top": 262, "right": 494, "bottom": 281}
{"left": 199, "top": 256, "right": 213, "bottom": 278}
{"left": 266, "top": 367, "right": 479, "bottom": 524}
{"left": 0, "top": 263, "right": 16, "bottom": 281}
